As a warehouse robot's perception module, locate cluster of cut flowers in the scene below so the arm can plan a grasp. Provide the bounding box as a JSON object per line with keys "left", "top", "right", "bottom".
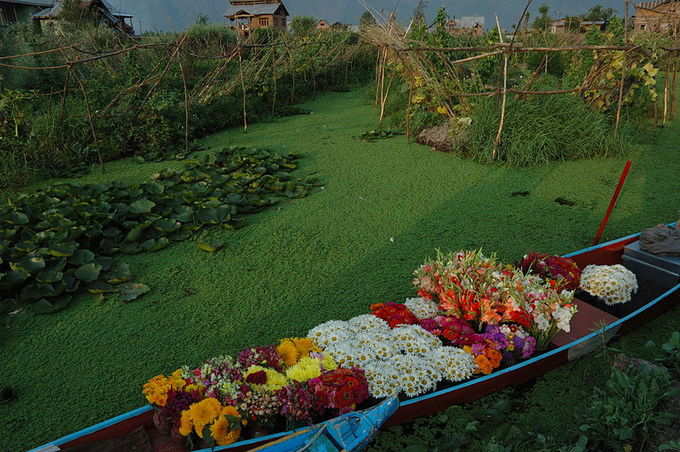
{"left": 413, "top": 250, "right": 579, "bottom": 349}
{"left": 142, "top": 249, "right": 581, "bottom": 448}
{"left": 580, "top": 264, "right": 639, "bottom": 305}
{"left": 519, "top": 252, "right": 582, "bottom": 291}
{"left": 143, "top": 338, "right": 368, "bottom": 447}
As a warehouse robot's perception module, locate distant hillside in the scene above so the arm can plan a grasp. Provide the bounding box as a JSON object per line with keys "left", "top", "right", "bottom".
{"left": 116, "top": 0, "right": 624, "bottom": 33}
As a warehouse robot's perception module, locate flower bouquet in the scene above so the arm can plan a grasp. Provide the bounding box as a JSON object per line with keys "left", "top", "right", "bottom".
{"left": 142, "top": 249, "right": 581, "bottom": 449}
{"left": 577, "top": 264, "right": 639, "bottom": 317}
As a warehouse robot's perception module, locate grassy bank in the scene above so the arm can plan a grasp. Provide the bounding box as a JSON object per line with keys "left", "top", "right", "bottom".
{"left": 2, "top": 87, "right": 680, "bottom": 451}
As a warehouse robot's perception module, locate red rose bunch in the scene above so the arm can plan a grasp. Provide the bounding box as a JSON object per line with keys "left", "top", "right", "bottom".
{"left": 419, "top": 315, "right": 476, "bottom": 345}
{"left": 369, "top": 302, "right": 418, "bottom": 328}
{"left": 520, "top": 253, "right": 581, "bottom": 290}
{"left": 308, "top": 368, "right": 369, "bottom": 415}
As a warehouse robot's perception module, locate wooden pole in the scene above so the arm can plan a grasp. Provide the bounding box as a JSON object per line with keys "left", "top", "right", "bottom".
{"left": 179, "top": 61, "right": 190, "bottom": 156}
{"left": 624, "top": 0, "right": 630, "bottom": 43}
{"left": 592, "top": 160, "right": 633, "bottom": 245}
{"left": 663, "top": 70, "right": 669, "bottom": 125}
{"left": 493, "top": 16, "right": 508, "bottom": 158}
{"left": 615, "top": 56, "right": 626, "bottom": 133}
{"left": 238, "top": 50, "right": 248, "bottom": 132}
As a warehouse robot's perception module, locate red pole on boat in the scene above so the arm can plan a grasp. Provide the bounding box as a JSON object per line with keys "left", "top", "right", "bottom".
{"left": 592, "top": 160, "right": 633, "bottom": 245}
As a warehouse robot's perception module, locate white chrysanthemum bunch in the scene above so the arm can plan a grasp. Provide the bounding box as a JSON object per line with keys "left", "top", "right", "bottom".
{"left": 392, "top": 354, "right": 442, "bottom": 397}
{"left": 307, "top": 320, "right": 352, "bottom": 347}
{"left": 426, "top": 347, "right": 476, "bottom": 382}
{"left": 404, "top": 297, "right": 440, "bottom": 319}
{"left": 323, "top": 342, "right": 358, "bottom": 368}
{"left": 392, "top": 325, "right": 442, "bottom": 355}
{"left": 362, "top": 361, "right": 401, "bottom": 398}
{"left": 348, "top": 314, "right": 390, "bottom": 333}
{"left": 580, "top": 264, "right": 638, "bottom": 305}
{"left": 355, "top": 331, "right": 397, "bottom": 361}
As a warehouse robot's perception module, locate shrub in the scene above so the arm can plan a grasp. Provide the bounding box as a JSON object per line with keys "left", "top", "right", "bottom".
{"left": 465, "top": 78, "right": 627, "bottom": 166}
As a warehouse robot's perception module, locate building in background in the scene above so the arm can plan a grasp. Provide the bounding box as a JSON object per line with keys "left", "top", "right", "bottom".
{"left": 549, "top": 18, "right": 606, "bottom": 33}
{"left": 446, "top": 16, "right": 485, "bottom": 36}
{"left": 634, "top": 0, "right": 680, "bottom": 35}
{"left": 0, "top": 0, "right": 52, "bottom": 26}
{"left": 32, "top": 0, "right": 134, "bottom": 34}
{"left": 225, "top": 0, "right": 289, "bottom": 36}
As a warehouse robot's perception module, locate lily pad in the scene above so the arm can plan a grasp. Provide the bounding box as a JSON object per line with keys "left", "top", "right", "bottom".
{"left": 74, "top": 263, "right": 103, "bottom": 282}
{"left": 197, "top": 240, "right": 225, "bottom": 253}
{"left": 70, "top": 249, "right": 96, "bottom": 266}
{"left": 130, "top": 199, "right": 156, "bottom": 214}
{"left": 119, "top": 283, "right": 150, "bottom": 302}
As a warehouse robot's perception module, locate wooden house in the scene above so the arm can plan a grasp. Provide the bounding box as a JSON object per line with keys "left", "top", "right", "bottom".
{"left": 634, "top": 0, "right": 680, "bottom": 35}
{"left": 32, "top": 0, "right": 134, "bottom": 34}
{"left": 446, "top": 16, "right": 485, "bottom": 36}
{"left": 549, "top": 18, "right": 606, "bottom": 33}
{"left": 0, "top": 0, "right": 52, "bottom": 27}
{"left": 225, "top": 0, "right": 289, "bottom": 36}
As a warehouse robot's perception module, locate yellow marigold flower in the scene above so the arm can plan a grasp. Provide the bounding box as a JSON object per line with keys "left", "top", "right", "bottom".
{"left": 292, "top": 338, "right": 319, "bottom": 356}
{"left": 210, "top": 406, "right": 242, "bottom": 446}
{"left": 276, "top": 340, "right": 300, "bottom": 367}
{"left": 142, "top": 375, "right": 171, "bottom": 407}
{"left": 189, "top": 398, "right": 223, "bottom": 438}
{"left": 286, "top": 357, "right": 322, "bottom": 382}
{"left": 178, "top": 409, "right": 193, "bottom": 437}
{"left": 168, "top": 369, "right": 186, "bottom": 391}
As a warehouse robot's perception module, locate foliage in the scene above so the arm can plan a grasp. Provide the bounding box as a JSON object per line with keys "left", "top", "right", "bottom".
{"left": 0, "top": 147, "right": 316, "bottom": 316}
{"left": 579, "top": 364, "right": 679, "bottom": 451}
{"left": 290, "top": 16, "right": 317, "bottom": 36}
{"left": 646, "top": 331, "right": 680, "bottom": 377}
{"left": 466, "top": 79, "right": 627, "bottom": 166}
{"left": 532, "top": 4, "right": 553, "bottom": 32}
{"left": 0, "top": 26, "right": 375, "bottom": 188}
{"left": 583, "top": 5, "right": 616, "bottom": 22}
{"left": 357, "top": 129, "right": 404, "bottom": 142}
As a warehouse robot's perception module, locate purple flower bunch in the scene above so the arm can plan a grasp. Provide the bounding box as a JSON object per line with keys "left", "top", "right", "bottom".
{"left": 482, "top": 324, "right": 536, "bottom": 364}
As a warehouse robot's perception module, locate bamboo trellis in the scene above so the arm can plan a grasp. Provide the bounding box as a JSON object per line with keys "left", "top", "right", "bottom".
{"left": 363, "top": 22, "right": 680, "bottom": 153}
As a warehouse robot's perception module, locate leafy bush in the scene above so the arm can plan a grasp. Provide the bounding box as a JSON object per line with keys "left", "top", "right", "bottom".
{"left": 579, "top": 364, "right": 679, "bottom": 451}
{"left": 0, "top": 26, "right": 375, "bottom": 188}
{"left": 465, "top": 78, "right": 627, "bottom": 166}
{"left": 0, "top": 147, "right": 317, "bottom": 317}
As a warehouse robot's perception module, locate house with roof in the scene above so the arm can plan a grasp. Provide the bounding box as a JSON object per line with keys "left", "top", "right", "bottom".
{"left": 549, "top": 18, "right": 606, "bottom": 33}
{"left": 32, "top": 0, "right": 133, "bottom": 34}
{"left": 0, "top": 0, "right": 52, "bottom": 27}
{"left": 225, "top": 0, "right": 289, "bottom": 36}
{"left": 446, "top": 16, "right": 485, "bottom": 36}
{"left": 634, "top": 0, "right": 680, "bottom": 35}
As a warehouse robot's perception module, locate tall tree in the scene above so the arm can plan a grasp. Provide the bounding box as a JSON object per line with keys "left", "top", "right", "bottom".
{"left": 584, "top": 5, "right": 616, "bottom": 22}
{"left": 532, "top": 4, "right": 552, "bottom": 32}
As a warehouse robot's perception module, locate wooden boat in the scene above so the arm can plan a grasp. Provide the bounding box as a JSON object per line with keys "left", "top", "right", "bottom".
{"left": 29, "top": 226, "right": 680, "bottom": 452}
